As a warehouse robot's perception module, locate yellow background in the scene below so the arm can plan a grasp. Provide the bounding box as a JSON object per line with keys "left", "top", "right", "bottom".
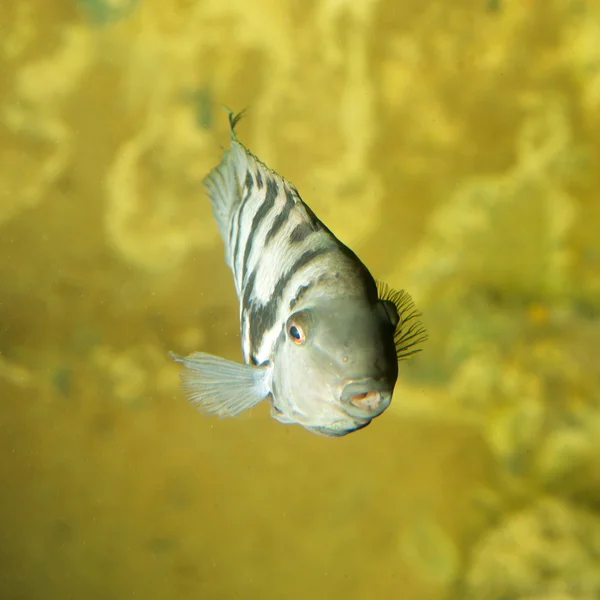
{"left": 1, "top": 1, "right": 600, "bottom": 598}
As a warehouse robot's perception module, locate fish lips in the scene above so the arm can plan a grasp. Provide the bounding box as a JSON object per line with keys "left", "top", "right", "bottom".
{"left": 340, "top": 378, "right": 393, "bottom": 419}
{"left": 305, "top": 419, "right": 371, "bottom": 437}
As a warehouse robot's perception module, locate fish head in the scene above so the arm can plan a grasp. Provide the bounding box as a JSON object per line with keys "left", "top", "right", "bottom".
{"left": 271, "top": 293, "right": 400, "bottom": 436}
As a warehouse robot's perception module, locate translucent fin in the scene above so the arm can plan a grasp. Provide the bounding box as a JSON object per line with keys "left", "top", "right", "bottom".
{"left": 203, "top": 146, "right": 240, "bottom": 251}
{"left": 376, "top": 281, "right": 428, "bottom": 361}
{"left": 202, "top": 109, "right": 251, "bottom": 260}
{"left": 204, "top": 108, "right": 294, "bottom": 264}
{"left": 169, "top": 352, "right": 270, "bottom": 418}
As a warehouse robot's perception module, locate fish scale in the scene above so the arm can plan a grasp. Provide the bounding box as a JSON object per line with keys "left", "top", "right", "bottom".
{"left": 170, "top": 110, "right": 427, "bottom": 437}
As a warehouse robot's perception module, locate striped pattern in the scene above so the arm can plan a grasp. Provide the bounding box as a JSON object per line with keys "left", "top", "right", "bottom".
{"left": 233, "top": 163, "right": 337, "bottom": 365}
{"left": 203, "top": 120, "right": 373, "bottom": 367}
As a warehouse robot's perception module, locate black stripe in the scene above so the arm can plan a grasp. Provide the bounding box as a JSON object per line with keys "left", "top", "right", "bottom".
{"left": 273, "top": 246, "right": 332, "bottom": 310}
{"left": 256, "top": 169, "right": 264, "bottom": 189}
{"left": 244, "top": 170, "right": 254, "bottom": 197}
{"left": 265, "top": 187, "right": 294, "bottom": 245}
{"left": 289, "top": 221, "right": 314, "bottom": 244}
{"left": 247, "top": 300, "right": 277, "bottom": 365}
{"left": 289, "top": 283, "right": 313, "bottom": 310}
{"left": 284, "top": 187, "right": 296, "bottom": 204}
{"left": 247, "top": 246, "right": 332, "bottom": 357}
{"left": 241, "top": 269, "right": 257, "bottom": 313}
{"left": 241, "top": 176, "right": 278, "bottom": 282}
{"left": 301, "top": 201, "right": 324, "bottom": 231}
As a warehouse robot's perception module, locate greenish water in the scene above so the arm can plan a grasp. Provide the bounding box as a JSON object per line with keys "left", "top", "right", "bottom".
{"left": 1, "top": 1, "right": 600, "bottom": 599}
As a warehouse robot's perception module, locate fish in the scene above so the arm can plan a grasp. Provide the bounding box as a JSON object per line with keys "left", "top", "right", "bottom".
{"left": 170, "top": 110, "right": 427, "bottom": 437}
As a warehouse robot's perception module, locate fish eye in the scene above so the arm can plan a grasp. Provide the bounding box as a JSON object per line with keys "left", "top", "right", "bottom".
{"left": 286, "top": 311, "right": 310, "bottom": 345}
{"left": 288, "top": 323, "right": 305, "bottom": 344}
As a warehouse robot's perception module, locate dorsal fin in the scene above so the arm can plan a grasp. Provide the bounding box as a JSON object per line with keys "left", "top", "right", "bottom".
{"left": 224, "top": 106, "right": 248, "bottom": 140}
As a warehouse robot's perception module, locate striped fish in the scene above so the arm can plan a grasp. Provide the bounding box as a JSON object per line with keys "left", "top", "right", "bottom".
{"left": 170, "top": 111, "right": 426, "bottom": 436}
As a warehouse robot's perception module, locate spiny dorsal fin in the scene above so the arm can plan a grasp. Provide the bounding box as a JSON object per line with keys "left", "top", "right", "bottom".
{"left": 377, "top": 281, "right": 428, "bottom": 361}
{"left": 223, "top": 107, "right": 297, "bottom": 197}
{"left": 223, "top": 106, "right": 248, "bottom": 140}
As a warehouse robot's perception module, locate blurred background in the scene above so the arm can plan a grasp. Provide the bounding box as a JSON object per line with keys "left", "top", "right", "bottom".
{"left": 1, "top": 1, "right": 599, "bottom": 598}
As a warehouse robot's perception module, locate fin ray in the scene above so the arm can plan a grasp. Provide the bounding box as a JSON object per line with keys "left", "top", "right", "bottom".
{"left": 202, "top": 107, "right": 253, "bottom": 261}
{"left": 376, "top": 281, "right": 428, "bottom": 361}
{"left": 203, "top": 148, "right": 241, "bottom": 253}
{"left": 169, "top": 352, "right": 270, "bottom": 418}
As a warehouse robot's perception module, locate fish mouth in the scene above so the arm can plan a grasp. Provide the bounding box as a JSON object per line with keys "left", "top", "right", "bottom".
{"left": 340, "top": 378, "right": 393, "bottom": 419}
{"left": 305, "top": 419, "right": 371, "bottom": 437}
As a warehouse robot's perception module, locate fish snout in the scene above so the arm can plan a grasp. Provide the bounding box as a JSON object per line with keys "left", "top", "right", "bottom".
{"left": 340, "top": 378, "right": 392, "bottom": 418}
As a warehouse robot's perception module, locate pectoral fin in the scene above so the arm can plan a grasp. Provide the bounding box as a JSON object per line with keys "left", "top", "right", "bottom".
{"left": 169, "top": 352, "right": 270, "bottom": 418}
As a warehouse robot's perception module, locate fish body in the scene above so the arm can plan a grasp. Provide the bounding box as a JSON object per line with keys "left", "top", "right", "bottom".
{"left": 171, "top": 111, "right": 426, "bottom": 436}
